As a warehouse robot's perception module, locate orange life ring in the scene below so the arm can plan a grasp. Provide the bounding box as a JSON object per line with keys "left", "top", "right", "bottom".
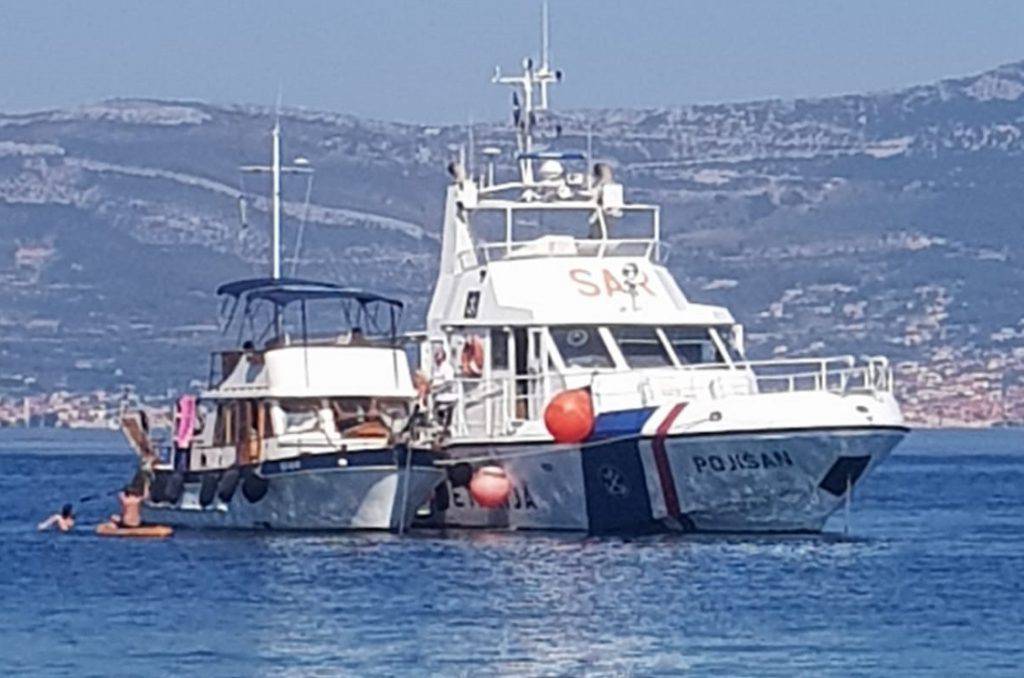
{"left": 460, "top": 335, "right": 485, "bottom": 377}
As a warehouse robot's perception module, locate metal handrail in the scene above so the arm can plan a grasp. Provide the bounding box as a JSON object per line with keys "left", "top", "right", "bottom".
{"left": 437, "top": 355, "right": 893, "bottom": 439}
{"left": 462, "top": 236, "right": 660, "bottom": 264}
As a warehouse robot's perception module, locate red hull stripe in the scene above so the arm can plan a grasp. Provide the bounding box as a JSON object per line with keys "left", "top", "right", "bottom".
{"left": 652, "top": 402, "right": 687, "bottom": 518}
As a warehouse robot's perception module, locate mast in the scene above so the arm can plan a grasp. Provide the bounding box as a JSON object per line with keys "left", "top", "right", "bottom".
{"left": 538, "top": 0, "right": 553, "bottom": 110}
{"left": 492, "top": 1, "right": 561, "bottom": 184}
{"left": 271, "top": 120, "right": 282, "bottom": 279}
{"left": 241, "top": 117, "right": 312, "bottom": 280}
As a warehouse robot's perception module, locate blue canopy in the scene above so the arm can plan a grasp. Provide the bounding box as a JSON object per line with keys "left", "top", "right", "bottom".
{"left": 515, "top": 150, "right": 587, "bottom": 161}
{"left": 217, "top": 276, "right": 329, "bottom": 298}
{"left": 218, "top": 277, "right": 403, "bottom": 308}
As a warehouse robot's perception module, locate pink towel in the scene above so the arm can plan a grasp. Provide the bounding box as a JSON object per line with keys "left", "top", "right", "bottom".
{"left": 174, "top": 395, "right": 197, "bottom": 449}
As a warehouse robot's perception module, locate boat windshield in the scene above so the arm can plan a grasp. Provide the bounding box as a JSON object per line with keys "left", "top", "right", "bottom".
{"left": 542, "top": 324, "right": 742, "bottom": 370}
{"left": 549, "top": 326, "right": 613, "bottom": 369}
{"left": 662, "top": 326, "right": 744, "bottom": 364}
{"left": 609, "top": 326, "right": 674, "bottom": 368}
{"left": 270, "top": 397, "right": 410, "bottom": 438}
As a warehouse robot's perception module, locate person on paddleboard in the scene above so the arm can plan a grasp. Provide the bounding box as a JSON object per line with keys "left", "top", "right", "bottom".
{"left": 37, "top": 504, "right": 76, "bottom": 532}
{"left": 110, "top": 484, "right": 145, "bottom": 528}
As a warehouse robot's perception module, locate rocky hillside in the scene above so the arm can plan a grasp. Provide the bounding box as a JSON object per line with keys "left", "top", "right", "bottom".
{"left": 3, "top": 61, "right": 1024, "bottom": 425}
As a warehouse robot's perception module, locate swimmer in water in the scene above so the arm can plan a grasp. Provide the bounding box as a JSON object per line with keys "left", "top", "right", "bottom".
{"left": 37, "top": 504, "right": 76, "bottom": 532}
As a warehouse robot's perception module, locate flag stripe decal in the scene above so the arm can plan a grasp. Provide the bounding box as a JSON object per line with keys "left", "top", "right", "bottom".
{"left": 652, "top": 403, "right": 686, "bottom": 518}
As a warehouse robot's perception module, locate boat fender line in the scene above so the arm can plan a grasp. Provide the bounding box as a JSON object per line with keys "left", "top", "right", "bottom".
{"left": 199, "top": 472, "right": 221, "bottom": 507}
{"left": 241, "top": 468, "right": 270, "bottom": 503}
{"left": 217, "top": 468, "right": 241, "bottom": 503}
{"left": 447, "top": 462, "right": 473, "bottom": 488}
{"left": 460, "top": 335, "right": 484, "bottom": 377}
{"left": 149, "top": 472, "right": 171, "bottom": 504}
{"left": 432, "top": 483, "right": 450, "bottom": 512}
{"left": 164, "top": 472, "right": 185, "bottom": 504}
{"left": 434, "top": 433, "right": 641, "bottom": 468}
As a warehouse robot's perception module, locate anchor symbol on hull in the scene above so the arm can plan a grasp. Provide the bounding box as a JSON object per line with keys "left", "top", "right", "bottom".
{"left": 600, "top": 465, "right": 629, "bottom": 497}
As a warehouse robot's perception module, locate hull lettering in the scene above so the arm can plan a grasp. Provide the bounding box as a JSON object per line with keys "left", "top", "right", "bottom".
{"left": 692, "top": 450, "right": 795, "bottom": 474}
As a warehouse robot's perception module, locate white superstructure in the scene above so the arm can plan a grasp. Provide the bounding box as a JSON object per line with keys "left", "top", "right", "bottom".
{"left": 416, "top": 13, "right": 906, "bottom": 533}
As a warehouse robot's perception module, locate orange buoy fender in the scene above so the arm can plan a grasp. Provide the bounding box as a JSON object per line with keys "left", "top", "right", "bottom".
{"left": 96, "top": 522, "right": 174, "bottom": 538}
{"left": 469, "top": 466, "right": 512, "bottom": 508}
{"left": 544, "top": 389, "right": 595, "bottom": 443}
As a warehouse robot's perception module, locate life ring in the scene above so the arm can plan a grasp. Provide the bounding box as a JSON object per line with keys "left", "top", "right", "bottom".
{"left": 460, "top": 335, "right": 485, "bottom": 377}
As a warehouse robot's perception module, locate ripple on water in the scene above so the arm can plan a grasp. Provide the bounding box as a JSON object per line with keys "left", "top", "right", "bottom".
{"left": 0, "top": 429, "right": 1022, "bottom": 676}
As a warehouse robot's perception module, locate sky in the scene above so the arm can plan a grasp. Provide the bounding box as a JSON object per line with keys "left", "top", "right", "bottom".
{"left": 3, "top": 1, "right": 1024, "bottom": 123}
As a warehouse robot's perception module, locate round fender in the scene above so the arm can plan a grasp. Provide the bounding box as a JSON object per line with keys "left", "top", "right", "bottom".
{"left": 448, "top": 462, "right": 473, "bottom": 488}
{"left": 164, "top": 472, "right": 185, "bottom": 504}
{"left": 149, "top": 472, "right": 170, "bottom": 504}
{"left": 469, "top": 466, "right": 511, "bottom": 509}
{"left": 199, "top": 472, "right": 221, "bottom": 507}
{"left": 241, "top": 468, "right": 270, "bottom": 503}
{"left": 432, "top": 483, "right": 450, "bottom": 512}
{"left": 217, "top": 468, "right": 241, "bottom": 503}
{"left": 544, "top": 389, "right": 595, "bottom": 443}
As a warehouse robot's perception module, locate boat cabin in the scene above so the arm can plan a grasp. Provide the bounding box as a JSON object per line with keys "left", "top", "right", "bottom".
{"left": 177, "top": 277, "right": 416, "bottom": 472}
{"left": 418, "top": 146, "right": 764, "bottom": 442}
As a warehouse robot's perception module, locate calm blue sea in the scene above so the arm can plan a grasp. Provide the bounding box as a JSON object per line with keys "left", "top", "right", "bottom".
{"left": 0, "top": 428, "right": 1021, "bottom": 677}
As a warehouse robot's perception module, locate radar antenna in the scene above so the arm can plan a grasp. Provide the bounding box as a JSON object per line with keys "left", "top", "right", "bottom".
{"left": 492, "top": 1, "right": 562, "bottom": 184}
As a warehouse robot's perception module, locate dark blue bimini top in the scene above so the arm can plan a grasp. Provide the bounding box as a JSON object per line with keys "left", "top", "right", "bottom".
{"left": 217, "top": 277, "right": 403, "bottom": 308}
{"left": 216, "top": 276, "right": 322, "bottom": 298}
{"left": 515, "top": 150, "right": 587, "bottom": 161}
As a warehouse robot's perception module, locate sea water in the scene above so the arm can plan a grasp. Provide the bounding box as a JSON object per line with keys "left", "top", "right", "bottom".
{"left": 0, "top": 428, "right": 1021, "bottom": 676}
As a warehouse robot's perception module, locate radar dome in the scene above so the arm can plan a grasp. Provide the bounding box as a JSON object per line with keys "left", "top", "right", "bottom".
{"left": 538, "top": 159, "right": 565, "bottom": 181}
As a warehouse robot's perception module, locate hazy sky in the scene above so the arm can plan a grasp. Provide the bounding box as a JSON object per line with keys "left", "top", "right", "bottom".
{"left": 3, "top": 1, "right": 1024, "bottom": 123}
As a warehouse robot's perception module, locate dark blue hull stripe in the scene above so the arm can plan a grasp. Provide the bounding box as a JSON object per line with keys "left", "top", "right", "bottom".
{"left": 587, "top": 407, "right": 657, "bottom": 441}
{"left": 161, "top": 447, "right": 437, "bottom": 483}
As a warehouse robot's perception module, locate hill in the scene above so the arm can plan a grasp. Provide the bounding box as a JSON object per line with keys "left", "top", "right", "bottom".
{"left": 3, "top": 61, "right": 1024, "bottom": 426}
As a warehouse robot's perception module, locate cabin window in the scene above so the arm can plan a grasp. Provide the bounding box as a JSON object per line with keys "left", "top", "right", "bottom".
{"left": 278, "top": 398, "right": 323, "bottom": 434}
{"left": 710, "top": 327, "right": 745, "bottom": 363}
{"left": 663, "top": 327, "right": 721, "bottom": 364}
{"left": 490, "top": 329, "right": 510, "bottom": 370}
{"left": 213, "top": 402, "right": 233, "bottom": 446}
{"left": 235, "top": 401, "right": 259, "bottom": 442}
{"left": 329, "top": 397, "right": 407, "bottom": 437}
{"left": 609, "top": 326, "right": 673, "bottom": 368}
{"left": 261, "top": 402, "right": 274, "bottom": 438}
{"left": 549, "top": 326, "right": 613, "bottom": 369}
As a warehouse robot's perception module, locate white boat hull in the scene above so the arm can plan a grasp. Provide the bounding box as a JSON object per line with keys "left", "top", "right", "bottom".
{"left": 426, "top": 427, "right": 906, "bottom": 533}
{"left": 144, "top": 449, "right": 445, "bottom": 532}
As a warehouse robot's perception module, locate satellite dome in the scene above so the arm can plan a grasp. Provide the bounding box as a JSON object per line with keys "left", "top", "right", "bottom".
{"left": 538, "top": 159, "right": 564, "bottom": 181}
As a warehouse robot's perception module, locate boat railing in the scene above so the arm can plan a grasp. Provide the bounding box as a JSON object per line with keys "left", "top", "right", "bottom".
{"left": 456, "top": 200, "right": 663, "bottom": 269}
{"left": 439, "top": 355, "right": 893, "bottom": 440}
{"left": 464, "top": 237, "right": 664, "bottom": 268}
{"left": 208, "top": 350, "right": 245, "bottom": 388}
{"left": 723, "top": 355, "right": 892, "bottom": 396}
